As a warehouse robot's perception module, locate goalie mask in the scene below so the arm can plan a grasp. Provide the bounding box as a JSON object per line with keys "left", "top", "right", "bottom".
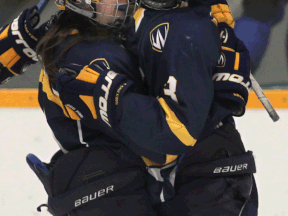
{"left": 55, "top": 0, "right": 138, "bottom": 30}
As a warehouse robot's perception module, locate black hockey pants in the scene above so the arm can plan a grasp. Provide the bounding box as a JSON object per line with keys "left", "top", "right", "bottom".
{"left": 153, "top": 123, "right": 258, "bottom": 216}
{"left": 37, "top": 123, "right": 257, "bottom": 216}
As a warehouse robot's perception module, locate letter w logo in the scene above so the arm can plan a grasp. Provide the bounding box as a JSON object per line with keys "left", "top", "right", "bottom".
{"left": 150, "top": 23, "right": 169, "bottom": 52}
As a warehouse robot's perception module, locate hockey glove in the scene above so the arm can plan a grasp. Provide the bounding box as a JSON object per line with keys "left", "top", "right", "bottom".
{"left": 213, "top": 23, "right": 251, "bottom": 117}
{"left": 0, "top": 6, "right": 50, "bottom": 84}
{"left": 56, "top": 61, "right": 133, "bottom": 127}
{"left": 207, "top": 0, "right": 235, "bottom": 28}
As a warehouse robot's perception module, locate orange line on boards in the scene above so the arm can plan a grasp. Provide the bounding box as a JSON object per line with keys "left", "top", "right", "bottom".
{"left": 0, "top": 89, "right": 39, "bottom": 108}
{"left": 0, "top": 89, "right": 288, "bottom": 108}
{"left": 247, "top": 90, "right": 288, "bottom": 109}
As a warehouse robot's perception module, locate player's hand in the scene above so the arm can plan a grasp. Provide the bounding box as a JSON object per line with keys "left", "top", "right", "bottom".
{"left": 0, "top": 6, "right": 44, "bottom": 84}
{"left": 56, "top": 62, "right": 130, "bottom": 127}
{"left": 213, "top": 23, "right": 251, "bottom": 116}
{"left": 206, "top": 0, "right": 235, "bottom": 28}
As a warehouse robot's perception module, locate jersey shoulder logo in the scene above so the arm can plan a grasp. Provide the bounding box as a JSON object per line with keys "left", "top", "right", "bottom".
{"left": 150, "top": 23, "right": 169, "bottom": 52}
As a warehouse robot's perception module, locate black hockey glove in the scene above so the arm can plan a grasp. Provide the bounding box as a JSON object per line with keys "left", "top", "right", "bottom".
{"left": 0, "top": 6, "right": 53, "bottom": 84}
{"left": 213, "top": 23, "right": 251, "bottom": 117}
{"left": 55, "top": 61, "right": 133, "bottom": 127}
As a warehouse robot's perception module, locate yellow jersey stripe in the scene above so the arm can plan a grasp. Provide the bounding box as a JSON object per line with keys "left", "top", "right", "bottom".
{"left": 158, "top": 97, "right": 197, "bottom": 147}
{"left": 134, "top": 8, "right": 145, "bottom": 32}
{"left": 40, "top": 69, "right": 70, "bottom": 118}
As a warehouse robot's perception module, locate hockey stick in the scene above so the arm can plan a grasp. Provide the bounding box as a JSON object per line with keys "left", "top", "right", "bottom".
{"left": 250, "top": 74, "right": 280, "bottom": 122}
{"left": 36, "top": 0, "right": 50, "bottom": 15}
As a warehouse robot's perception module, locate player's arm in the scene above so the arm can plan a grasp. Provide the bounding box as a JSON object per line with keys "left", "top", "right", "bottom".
{"left": 0, "top": 7, "right": 56, "bottom": 84}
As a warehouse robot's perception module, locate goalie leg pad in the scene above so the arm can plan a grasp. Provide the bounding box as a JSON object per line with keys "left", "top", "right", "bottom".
{"left": 27, "top": 146, "right": 158, "bottom": 216}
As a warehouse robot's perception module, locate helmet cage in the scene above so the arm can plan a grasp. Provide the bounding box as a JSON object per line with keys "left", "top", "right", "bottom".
{"left": 55, "top": 0, "right": 139, "bottom": 30}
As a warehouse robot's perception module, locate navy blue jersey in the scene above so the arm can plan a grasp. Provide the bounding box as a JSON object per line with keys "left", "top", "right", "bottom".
{"left": 121, "top": 6, "right": 222, "bottom": 164}
{"left": 37, "top": 37, "right": 168, "bottom": 163}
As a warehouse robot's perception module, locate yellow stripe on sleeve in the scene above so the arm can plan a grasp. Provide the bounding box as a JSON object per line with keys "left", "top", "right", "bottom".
{"left": 40, "top": 69, "right": 70, "bottom": 118}
{"left": 133, "top": 8, "right": 145, "bottom": 32}
{"left": 158, "top": 98, "right": 197, "bottom": 147}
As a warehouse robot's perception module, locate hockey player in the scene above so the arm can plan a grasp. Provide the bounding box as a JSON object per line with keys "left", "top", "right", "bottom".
{"left": 0, "top": 0, "right": 257, "bottom": 215}
{"left": 0, "top": 1, "right": 160, "bottom": 215}
{"left": 120, "top": 1, "right": 258, "bottom": 214}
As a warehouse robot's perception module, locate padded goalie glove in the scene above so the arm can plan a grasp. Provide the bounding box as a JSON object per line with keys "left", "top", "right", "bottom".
{"left": 213, "top": 23, "right": 251, "bottom": 117}
{"left": 0, "top": 6, "right": 49, "bottom": 84}
{"left": 56, "top": 61, "right": 133, "bottom": 127}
